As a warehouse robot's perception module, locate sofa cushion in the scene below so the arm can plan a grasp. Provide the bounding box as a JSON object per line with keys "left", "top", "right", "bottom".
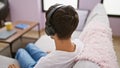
{"left": 0, "top": 55, "right": 19, "bottom": 68}
{"left": 73, "top": 61, "right": 100, "bottom": 68}
{"left": 86, "top": 3, "right": 109, "bottom": 26}
{"left": 35, "top": 34, "right": 55, "bottom": 52}
{"left": 76, "top": 10, "right": 89, "bottom": 31}
{"left": 78, "top": 3, "right": 119, "bottom": 68}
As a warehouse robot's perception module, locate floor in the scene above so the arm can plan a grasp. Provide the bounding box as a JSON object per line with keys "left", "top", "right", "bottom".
{"left": 0, "top": 30, "right": 120, "bottom": 66}
{"left": 113, "top": 36, "right": 120, "bottom": 66}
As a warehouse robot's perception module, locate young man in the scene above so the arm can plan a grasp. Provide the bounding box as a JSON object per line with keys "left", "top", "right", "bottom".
{"left": 8, "top": 4, "right": 84, "bottom": 68}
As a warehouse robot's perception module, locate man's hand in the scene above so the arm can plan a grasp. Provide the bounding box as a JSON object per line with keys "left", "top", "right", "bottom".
{"left": 8, "top": 64, "right": 19, "bottom": 68}
{"left": 46, "top": 51, "right": 51, "bottom": 54}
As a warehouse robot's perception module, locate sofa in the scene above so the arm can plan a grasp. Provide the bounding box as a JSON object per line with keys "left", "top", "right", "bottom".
{"left": 0, "top": 3, "right": 119, "bottom": 68}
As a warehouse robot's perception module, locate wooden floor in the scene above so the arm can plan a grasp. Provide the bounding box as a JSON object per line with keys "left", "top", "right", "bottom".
{"left": 113, "top": 36, "right": 120, "bottom": 66}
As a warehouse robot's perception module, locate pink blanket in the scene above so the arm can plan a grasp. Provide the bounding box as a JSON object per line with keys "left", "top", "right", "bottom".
{"left": 78, "top": 21, "right": 119, "bottom": 68}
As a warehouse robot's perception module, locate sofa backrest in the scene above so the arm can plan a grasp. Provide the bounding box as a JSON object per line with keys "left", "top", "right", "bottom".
{"left": 75, "top": 10, "right": 89, "bottom": 31}
{"left": 73, "top": 3, "right": 110, "bottom": 68}
{"left": 74, "top": 3, "right": 119, "bottom": 68}
{"left": 85, "top": 3, "right": 109, "bottom": 26}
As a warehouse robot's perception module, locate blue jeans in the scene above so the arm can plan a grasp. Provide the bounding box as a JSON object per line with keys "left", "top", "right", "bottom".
{"left": 15, "top": 43, "right": 47, "bottom": 68}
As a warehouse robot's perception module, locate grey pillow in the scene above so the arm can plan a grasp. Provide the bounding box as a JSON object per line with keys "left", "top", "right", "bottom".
{"left": 76, "top": 10, "right": 89, "bottom": 31}
{"left": 86, "top": 3, "right": 109, "bottom": 26}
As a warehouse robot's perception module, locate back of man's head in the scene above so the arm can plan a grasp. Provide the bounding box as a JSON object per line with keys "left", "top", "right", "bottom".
{"left": 46, "top": 4, "right": 79, "bottom": 39}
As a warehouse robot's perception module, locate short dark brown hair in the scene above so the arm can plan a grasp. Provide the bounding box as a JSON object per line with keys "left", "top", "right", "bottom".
{"left": 46, "top": 4, "right": 79, "bottom": 39}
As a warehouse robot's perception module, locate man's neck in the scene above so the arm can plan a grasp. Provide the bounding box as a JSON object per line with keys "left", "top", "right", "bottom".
{"left": 55, "top": 38, "right": 75, "bottom": 52}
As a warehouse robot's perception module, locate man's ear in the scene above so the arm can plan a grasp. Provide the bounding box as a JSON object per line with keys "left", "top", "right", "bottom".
{"left": 50, "top": 34, "right": 57, "bottom": 39}
{"left": 50, "top": 36, "right": 54, "bottom": 39}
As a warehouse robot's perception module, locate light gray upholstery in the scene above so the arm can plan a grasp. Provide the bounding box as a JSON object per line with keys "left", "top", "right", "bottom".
{"left": 73, "top": 61, "right": 100, "bottom": 68}
{"left": 0, "top": 55, "right": 19, "bottom": 68}
{"left": 76, "top": 10, "right": 89, "bottom": 31}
